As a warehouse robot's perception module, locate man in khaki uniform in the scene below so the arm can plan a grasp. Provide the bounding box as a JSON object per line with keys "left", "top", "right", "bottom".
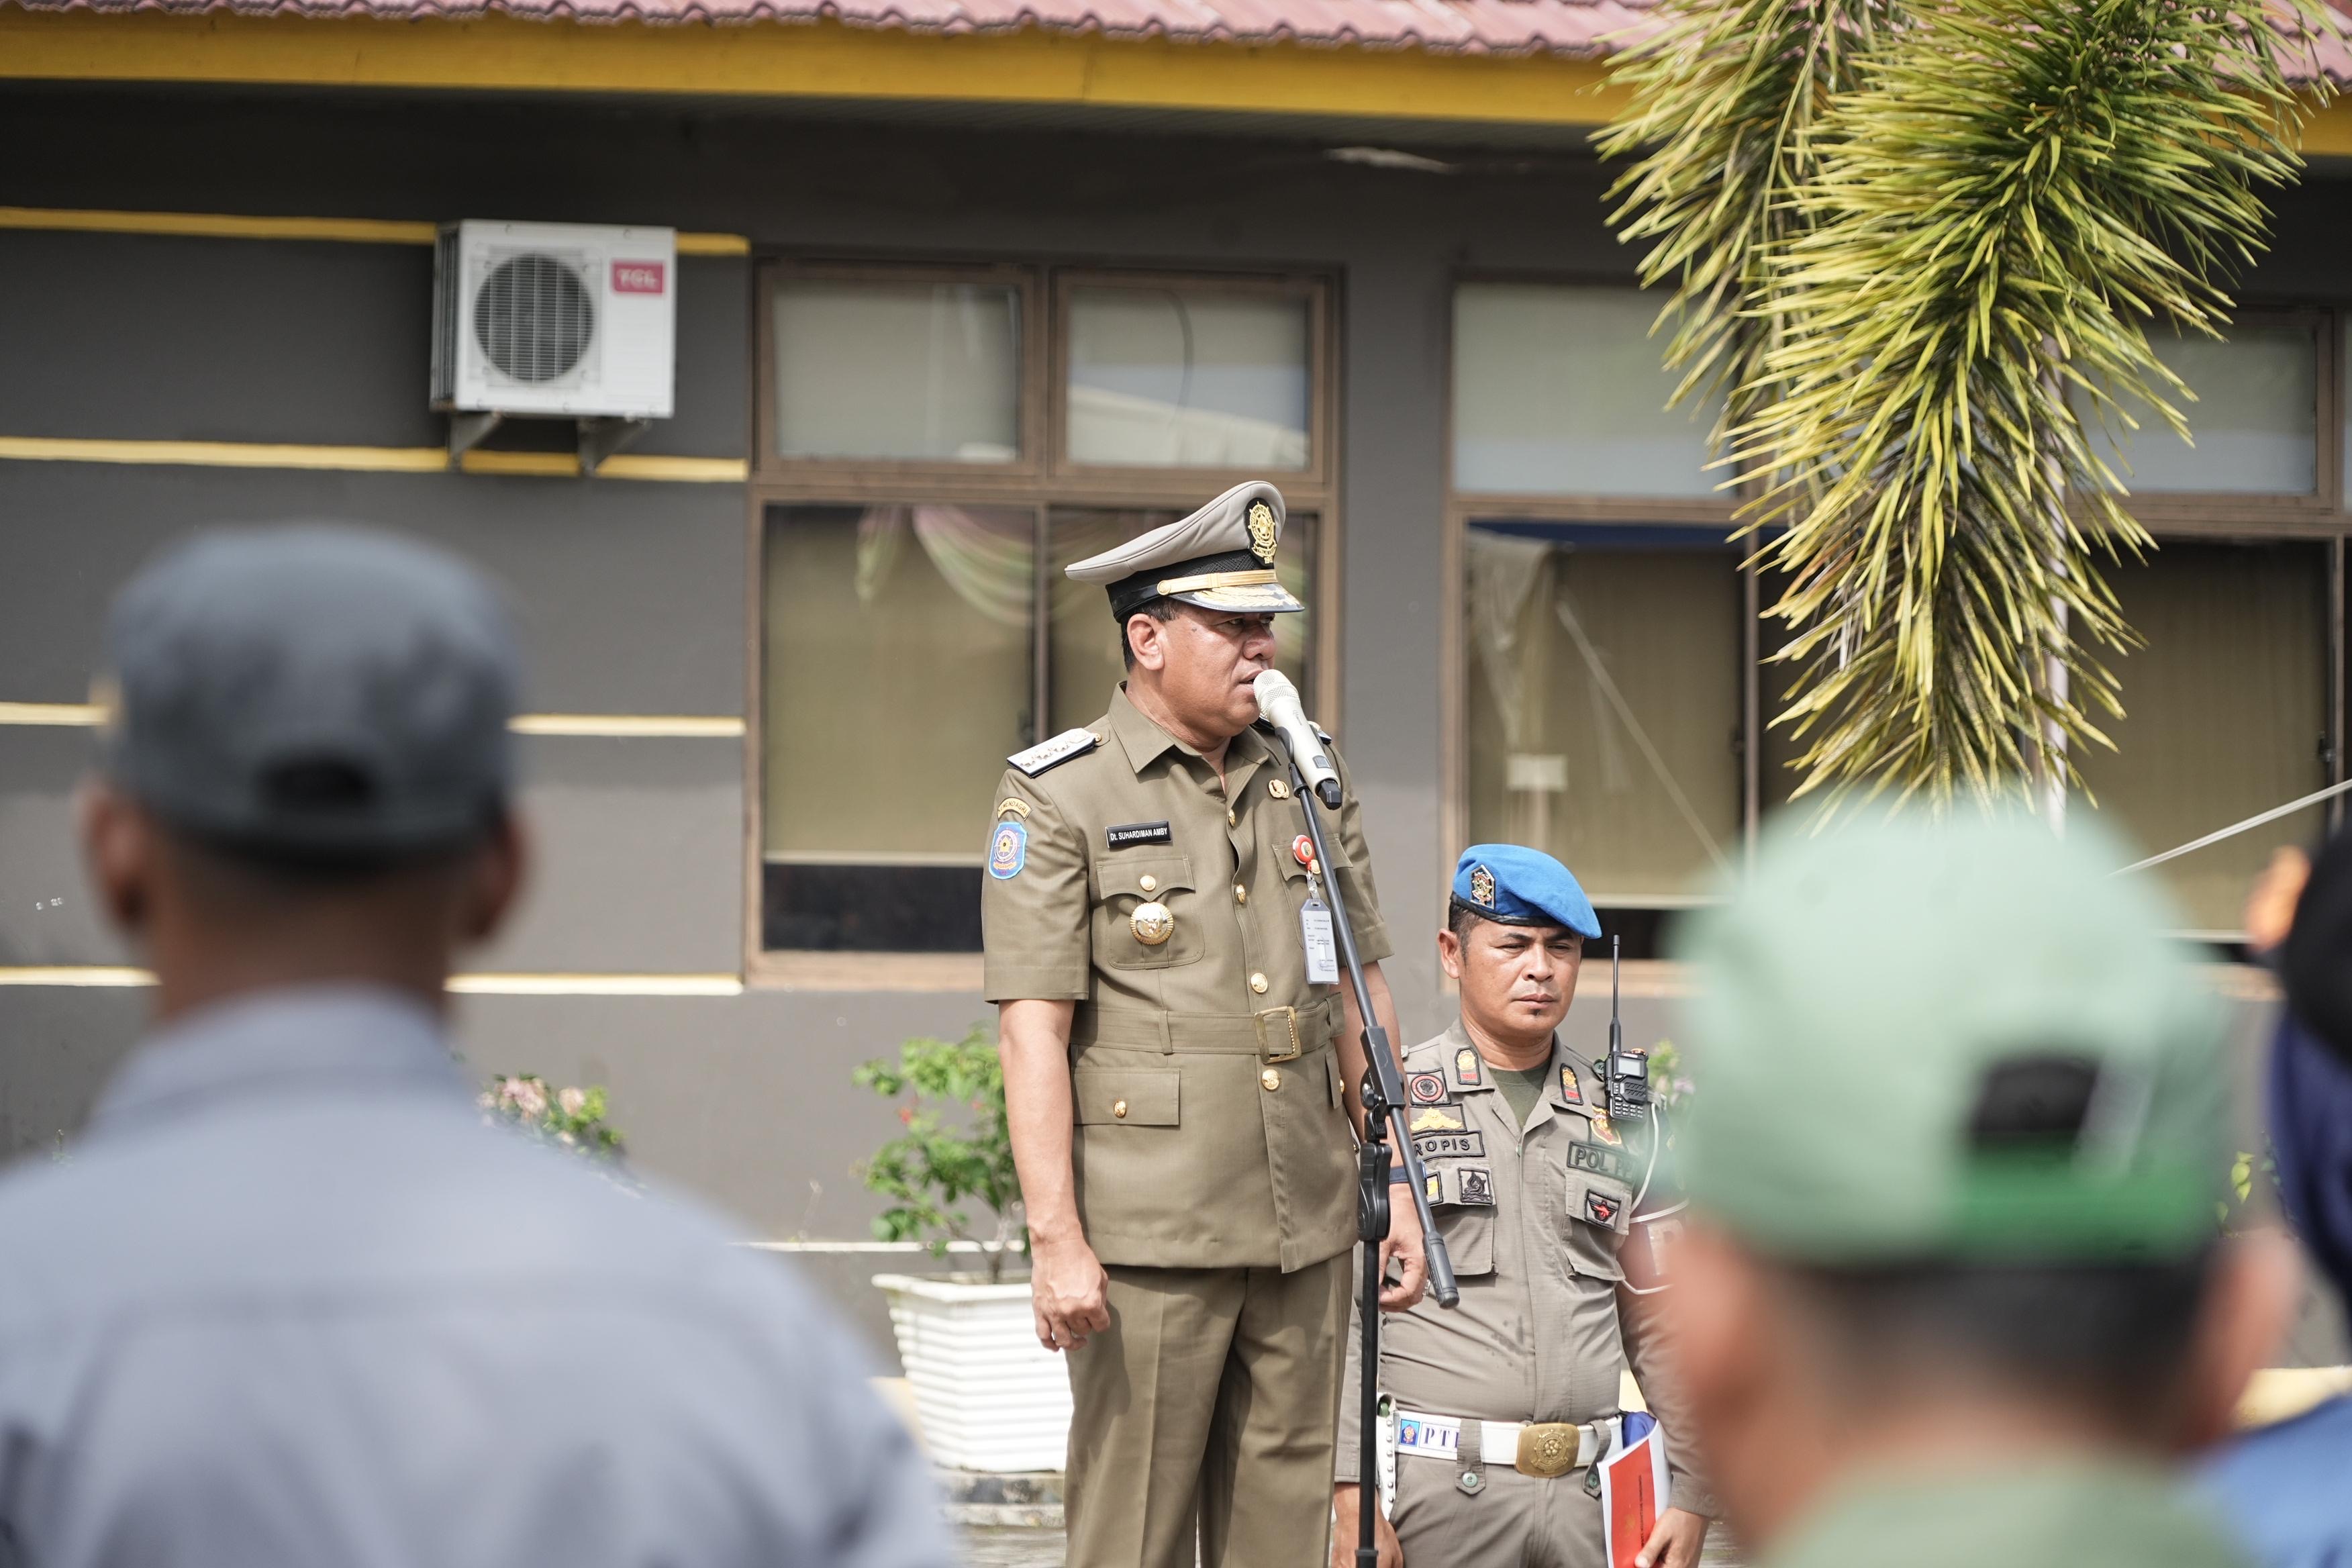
{"left": 1334, "top": 846, "right": 1713, "bottom": 1568}
{"left": 983, "top": 481, "right": 1425, "bottom": 1568}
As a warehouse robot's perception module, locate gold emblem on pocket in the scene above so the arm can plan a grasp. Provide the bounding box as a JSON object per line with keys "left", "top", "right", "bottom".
{"left": 1132, "top": 901, "right": 1175, "bottom": 946}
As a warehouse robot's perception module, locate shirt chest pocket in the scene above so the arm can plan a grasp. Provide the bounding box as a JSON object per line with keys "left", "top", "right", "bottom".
{"left": 1421, "top": 1165, "right": 1497, "bottom": 1279}
{"left": 1091, "top": 854, "right": 1204, "bottom": 971}
{"left": 1563, "top": 1169, "right": 1632, "bottom": 1282}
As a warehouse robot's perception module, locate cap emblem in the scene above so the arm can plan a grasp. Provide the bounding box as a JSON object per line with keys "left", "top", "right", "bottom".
{"left": 1469, "top": 864, "right": 1496, "bottom": 908}
{"left": 1246, "top": 500, "right": 1278, "bottom": 565}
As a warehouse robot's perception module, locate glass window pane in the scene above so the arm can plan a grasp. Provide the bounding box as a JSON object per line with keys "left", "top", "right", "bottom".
{"left": 2077, "top": 325, "right": 2317, "bottom": 494}
{"left": 1066, "top": 288, "right": 1310, "bottom": 470}
{"left": 761, "top": 501, "right": 1034, "bottom": 950}
{"left": 1465, "top": 522, "right": 1742, "bottom": 900}
{"left": 771, "top": 280, "right": 1020, "bottom": 463}
{"left": 1049, "top": 507, "right": 1315, "bottom": 736}
{"left": 1453, "top": 285, "right": 1723, "bottom": 498}
{"left": 2074, "top": 541, "right": 2330, "bottom": 932}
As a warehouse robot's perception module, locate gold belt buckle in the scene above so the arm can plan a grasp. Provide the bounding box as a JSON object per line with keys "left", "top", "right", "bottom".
{"left": 1255, "top": 1006, "right": 1302, "bottom": 1063}
{"left": 1515, "top": 1422, "right": 1580, "bottom": 1479}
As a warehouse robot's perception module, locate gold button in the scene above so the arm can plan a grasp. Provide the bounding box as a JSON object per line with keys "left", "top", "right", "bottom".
{"left": 1261, "top": 1068, "right": 1282, "bottom": 1091}
{"left": 1138, "top": 874, "right": 1158, "bottom": 893}
{"left": 1112, "top": 1099, "right": 1129, "bottom": 1120}
{"left": 1228, "top": 808, "right": 1238, "bottom": 827}
{"left": 1234, "top": 884, "right": 1248, "bottom": 905}
{"left": 1249, "top": 972, "right": 1269, "bottom": 993}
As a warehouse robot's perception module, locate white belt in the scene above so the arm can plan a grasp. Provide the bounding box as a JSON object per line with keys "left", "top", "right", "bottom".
{"left": 1392, "top": 1408, "right": 1618, "bottom": 1479}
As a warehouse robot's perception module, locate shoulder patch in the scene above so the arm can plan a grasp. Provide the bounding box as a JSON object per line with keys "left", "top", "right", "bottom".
{"left": 988, "top": 820, "right": 1028, "bottom": 879}
{"left": 1008, "top": 727, "right": 1099, "bottom": 777}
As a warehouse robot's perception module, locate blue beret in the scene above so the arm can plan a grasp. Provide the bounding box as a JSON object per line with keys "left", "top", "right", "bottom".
{"left": 1452, "top": 844, "right": 1600, "bottom": 939}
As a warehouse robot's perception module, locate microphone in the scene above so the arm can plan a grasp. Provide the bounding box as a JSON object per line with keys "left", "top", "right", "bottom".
{"left": 1252, "top": 670, "right": 1342, "bottom": 810}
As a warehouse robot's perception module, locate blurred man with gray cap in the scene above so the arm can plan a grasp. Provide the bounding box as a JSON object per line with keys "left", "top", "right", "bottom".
{"left": 1662, "top": 810, "right": 2296, "bottom": 1568}
{"left": 0, "top": 525, "right": 952, "bottom": 1568}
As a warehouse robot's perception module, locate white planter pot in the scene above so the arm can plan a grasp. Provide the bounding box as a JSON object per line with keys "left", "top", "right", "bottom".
{"left": 874, "top": 1271, "right": 1073, "bottom": 1473}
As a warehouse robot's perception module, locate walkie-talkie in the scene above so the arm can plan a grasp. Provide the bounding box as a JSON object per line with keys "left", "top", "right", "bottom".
{"left": 1603, "top": 935, "right": 1651, "bottom": 1122}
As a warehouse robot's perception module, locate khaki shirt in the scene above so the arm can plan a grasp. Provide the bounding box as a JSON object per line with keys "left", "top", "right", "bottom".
{"left": 982, "top": 685, "right": 1393, "bottom": 1273}
{"left": 1337, "top": 1022, "right": 1712, "bottom": 1513}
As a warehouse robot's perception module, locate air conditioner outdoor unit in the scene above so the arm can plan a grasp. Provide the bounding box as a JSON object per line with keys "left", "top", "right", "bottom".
{"left": 431, "top": 220, "right": 676, "bottom": 471}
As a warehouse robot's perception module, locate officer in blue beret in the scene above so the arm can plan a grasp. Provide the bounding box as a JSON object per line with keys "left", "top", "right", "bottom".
{"left": 1332, "top": 846, "right": 1716, "bottom": 1568}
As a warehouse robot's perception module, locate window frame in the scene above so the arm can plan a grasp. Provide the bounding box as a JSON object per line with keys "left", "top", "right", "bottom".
{"left": 2085, "top": 307, "right": 2340, "bottom": 524}
{"left": 745, "top": 256, "right": 1342, "bottom": 989}
{"left": 754, "top": 258, "right": 1046, "bottom": 483}
{"left": 1440, "top": 273, "right": 2349, "bottom": 954}
{"left": 1050, "top": 268, "right": 1335, "bottom": 491}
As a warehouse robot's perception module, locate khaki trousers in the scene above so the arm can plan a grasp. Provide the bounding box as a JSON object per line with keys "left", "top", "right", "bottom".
{"left": 1065, "top": 1256, "right": 1351, "bottom": 1568}
{"left": 1392, "top": 1447, "right": 1608, "bottom": 1568}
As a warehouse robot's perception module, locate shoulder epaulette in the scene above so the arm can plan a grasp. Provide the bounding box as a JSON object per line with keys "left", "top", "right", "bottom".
{"left": 1008, "top": 727, "right": 1099, "bottom": 777}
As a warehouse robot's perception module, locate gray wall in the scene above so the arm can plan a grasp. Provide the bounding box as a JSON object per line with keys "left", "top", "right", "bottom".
{"left": 3, "top": 84, "right": 2345, "bottom": 1361}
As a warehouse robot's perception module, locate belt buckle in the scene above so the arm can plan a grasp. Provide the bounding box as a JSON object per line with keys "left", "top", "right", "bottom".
{"left": 1255, "top": 1006, "right": 1302, "bottom": 1063}
{"left": 1515, "top": 1422, "right": 1579, "bottom": 1479}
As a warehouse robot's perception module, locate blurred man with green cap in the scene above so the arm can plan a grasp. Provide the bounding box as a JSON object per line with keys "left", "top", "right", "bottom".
{"left": 1664, "top": 809, "right": 2297, "bottom": 1568}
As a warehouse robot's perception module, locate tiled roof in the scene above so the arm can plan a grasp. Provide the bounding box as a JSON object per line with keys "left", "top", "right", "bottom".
{"left": 9, "top": 0, "right": 2347, "bottom": 78}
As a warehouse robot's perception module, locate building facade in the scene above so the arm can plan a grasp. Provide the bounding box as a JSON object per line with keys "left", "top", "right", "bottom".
{"left": 3, "top": 0, "right": 2349, "bottom": 1349}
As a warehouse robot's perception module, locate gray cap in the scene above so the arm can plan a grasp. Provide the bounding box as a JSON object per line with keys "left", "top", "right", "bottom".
{"left": 98, "top": 525, "right": 521, "bottom": 861}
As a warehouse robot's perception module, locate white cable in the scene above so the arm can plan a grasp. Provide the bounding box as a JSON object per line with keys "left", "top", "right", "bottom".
{"left": 1622, "top": 1106, "right": 1681, "bottom": 1295}
{"left": 2113, "top": 776, "right": 2352, "bottom": 876}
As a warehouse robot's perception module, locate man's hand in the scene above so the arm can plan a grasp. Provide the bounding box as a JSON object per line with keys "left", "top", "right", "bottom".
{"left": 1635, "top": 1508, "right": 1708, "bottom": 1568}
{"left": 1379, "top": 1194, "right": 1429, "bottom": 1310}
{"left": 1029, "top": 1232, "right": 1111, "bottom": 1352}
{"left": 1330, "top": 1485, "right": 1401, "bottom": 1568}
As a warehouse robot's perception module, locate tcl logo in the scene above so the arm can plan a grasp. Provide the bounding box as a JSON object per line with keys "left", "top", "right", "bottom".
{"left": 611, "top": 260, "right": 667, "bottom": 295}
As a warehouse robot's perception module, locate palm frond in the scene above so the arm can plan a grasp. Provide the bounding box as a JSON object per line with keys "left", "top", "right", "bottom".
{"left": 1607, "top": 0, "right": 2333, "bottom": 813}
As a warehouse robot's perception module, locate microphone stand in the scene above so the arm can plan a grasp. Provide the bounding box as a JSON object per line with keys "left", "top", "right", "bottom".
{"left": 1263, "top": 728, "right": 1457, "bottom": 1568}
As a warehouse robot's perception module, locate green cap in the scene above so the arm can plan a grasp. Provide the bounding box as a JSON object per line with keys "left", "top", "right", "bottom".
{"left": 1669, "top": 809, "right": 2226, "bottom": 1265}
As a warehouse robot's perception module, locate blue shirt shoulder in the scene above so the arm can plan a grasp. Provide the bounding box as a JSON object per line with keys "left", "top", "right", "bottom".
{"left": 2198, "top": 1395, "right": 2352, "bottom": 1568}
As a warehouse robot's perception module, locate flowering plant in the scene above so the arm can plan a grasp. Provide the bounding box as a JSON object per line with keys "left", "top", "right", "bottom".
{"left": 854, "top": 1024, "right": 1025, "bottom": 1283}
{"left": 480, "top": 1075, "right": 627, "bottom": 1165}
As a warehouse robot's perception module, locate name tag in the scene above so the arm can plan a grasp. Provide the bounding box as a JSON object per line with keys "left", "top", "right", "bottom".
{"left": 1570, "top": 1141, "right": 1636, "bottom": 1182}
{"left": 1413, "top": 1130, "right": 1486, "bottom": 1162}
{"left": 1106, "top": 821, "right": 1172, "bottom": 849}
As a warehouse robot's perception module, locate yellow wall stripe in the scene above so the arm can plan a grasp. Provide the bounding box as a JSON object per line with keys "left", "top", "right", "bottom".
{"left": 1, "top": 702, "right": 744, "bottom": 738}
{"left": 1, "top": 10, "right": 2343, "bottom": 147}
{"left": 0, "top": 434, "right": 746, "bottom": 482}
{"left": 0, "top": 703, "right": 104, "bottom": 726}
{"left": 0, "top": 967, "right": 745, "bottom": 995}
{"left": 0, "top": 204, "right": 750, "bottom": 254}
{"left": 0, "top": 11, "right": 1628, "bottom": 126}
{"left": 509, "top": 714, "right": 746, "bottom": 738}
{"left": 0, "top": 436, "right": 448, "bottom": 472}
{"left": 460, "top": 450, "right": 748, "bottom": 482}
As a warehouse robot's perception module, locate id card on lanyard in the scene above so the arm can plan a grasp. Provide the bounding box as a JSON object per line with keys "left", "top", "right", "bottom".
{"left": 1301, "top": 878, "right": 1340, "bottom": 985}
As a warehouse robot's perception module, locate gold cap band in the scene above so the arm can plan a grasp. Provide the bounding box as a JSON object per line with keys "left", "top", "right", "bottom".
{"left": 1156, "top": 567, "right": 1279, "bottom": 596}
